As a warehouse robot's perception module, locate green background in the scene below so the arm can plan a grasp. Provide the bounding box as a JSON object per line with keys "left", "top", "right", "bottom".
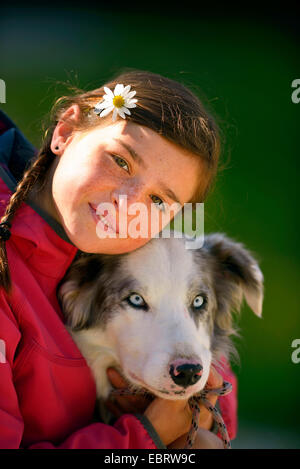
{"left": 1, "top": 4, "right": 299, "bottom": 448}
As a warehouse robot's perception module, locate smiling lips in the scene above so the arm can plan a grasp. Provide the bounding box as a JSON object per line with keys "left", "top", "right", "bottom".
{"left": 89, "top": 203, "right": 119, "bottom": 234}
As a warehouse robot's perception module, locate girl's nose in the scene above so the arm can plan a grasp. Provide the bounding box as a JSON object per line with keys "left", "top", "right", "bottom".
{"left": 112, "top": 183, "right": 145, "bottom": 213}
{"left": 114, "top": 193, "right": 129, "bottom": 212}
{"left": 111, "top": 186, "right": 146, "bottom": 235}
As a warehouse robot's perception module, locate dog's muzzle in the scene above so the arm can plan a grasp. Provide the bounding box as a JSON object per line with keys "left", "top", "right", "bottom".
{"left": 169, "top": 362, "right": 203, "bottom": 388}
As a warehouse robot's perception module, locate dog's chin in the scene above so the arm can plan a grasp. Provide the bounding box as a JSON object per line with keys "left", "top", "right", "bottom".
{"left": 126, "top": 370, "right": 205, "bottom": 401}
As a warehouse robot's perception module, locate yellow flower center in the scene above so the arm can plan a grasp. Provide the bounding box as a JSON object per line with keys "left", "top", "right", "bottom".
{"left": 113, "top": 95, "right": 125, "bottom": 108}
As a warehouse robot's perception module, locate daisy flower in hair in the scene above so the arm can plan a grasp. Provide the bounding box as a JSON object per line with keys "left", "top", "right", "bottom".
{"left": 94, "top": 84, "right": 138, "bottom": 121}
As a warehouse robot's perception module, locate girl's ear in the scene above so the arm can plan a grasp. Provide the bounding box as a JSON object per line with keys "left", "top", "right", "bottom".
{"left": 50, "top": 104, "right": 81, "bottom": 155}
{"left": 203, "top": 233, "right": 264, "bottom": 318}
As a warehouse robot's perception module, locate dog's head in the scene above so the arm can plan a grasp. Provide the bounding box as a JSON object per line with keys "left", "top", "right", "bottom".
{"left": 58, "top": 231, "right": 263, "bottom": 400}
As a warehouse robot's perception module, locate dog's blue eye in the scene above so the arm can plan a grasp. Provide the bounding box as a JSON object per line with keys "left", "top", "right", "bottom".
{"left": 192, "top": 295, "right": 206, "bottom": 309}
{"left": 127, "top": 293, "right": 147, "bottom": 309}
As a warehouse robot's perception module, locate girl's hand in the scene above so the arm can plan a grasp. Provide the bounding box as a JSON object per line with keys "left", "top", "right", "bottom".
{"left": 105, "top": 365, "right": 224, "bottom": 446}
{"left": 105, "top": 368, "right": 153, "bottom": 417}
{"left": 167, "top": 427, "right": 224, "bottom": 449}
{"left": 144, "top": 396, "right": 192, "bottom": 446}
{"left": 143, "top": 367, "right": 224, "bottom": 447}
{"left": 106, "top": 367, "right": 192, "bottom": 446}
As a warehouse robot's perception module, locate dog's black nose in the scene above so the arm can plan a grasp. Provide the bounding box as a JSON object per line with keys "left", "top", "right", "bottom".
{"left": 169, "top": 363, "right": 203, "bottom": 388}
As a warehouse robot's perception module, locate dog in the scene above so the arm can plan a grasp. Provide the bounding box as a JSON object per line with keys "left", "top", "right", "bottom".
{"left": 57, "top": 231, "right": 263, "bottom": 415}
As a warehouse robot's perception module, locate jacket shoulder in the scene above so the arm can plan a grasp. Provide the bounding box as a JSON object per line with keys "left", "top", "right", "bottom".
{"left": 0, "top": 110, "right": 17, "bottom": 136}
{"left": 0, "top": 111, "right": 37, "bottom": 187}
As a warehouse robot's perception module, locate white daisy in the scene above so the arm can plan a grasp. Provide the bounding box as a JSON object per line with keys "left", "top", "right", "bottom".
{"left": 94, "top": 84, "right": 138, "bottom": 122}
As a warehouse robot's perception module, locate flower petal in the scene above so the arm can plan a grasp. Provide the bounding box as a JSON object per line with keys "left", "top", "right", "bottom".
{"left": 123, "top": 107, "right": 131, "bottom": 115}
{"left": 118, "top": 109, "right": 126, "bottom": 119}
{"left": 99, "top": 106, "right": 114, "bottom": 117}
{"left": 114, "top": 84, "right": 124, "bottom": 96}
{"left": 125, "top": 97, "right": 138, "bottom": 106}
{"left": 104, "top": 86, "right": 114, "bottom": 98}
{"left": 123, "top": 85, "right": 131, "bottom": 95}
{"left": 94, "top": 100, "right": 105, "bottom": 109}
{"left": 103, "top": 94, "right": 112, "bottom": 102}
{"left": 95, "top": 99, "right": 113, "bottom": 110}
{"left": 125, "top": 99, "right": 138, "bottom": 107}
{"left": 112, "top": 108, "right": 118, "bottom": 121}
{"left": 125, "top": 90, "right": 136, "bottom": 99}
{"left": 125, "top": 102, "right": 137, "bottom": 109}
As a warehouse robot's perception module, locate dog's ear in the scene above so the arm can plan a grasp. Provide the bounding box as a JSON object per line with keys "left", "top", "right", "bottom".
{"left": 203, "top": 233, "right": 264, "bottom": 317}
{"left": 57, "top": 254, "right": 105, "bottom": 330}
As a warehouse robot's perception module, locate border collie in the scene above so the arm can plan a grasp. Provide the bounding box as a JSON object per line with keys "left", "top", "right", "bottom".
{"left": 58, "top": 231, "right": 263, "bottom": 412}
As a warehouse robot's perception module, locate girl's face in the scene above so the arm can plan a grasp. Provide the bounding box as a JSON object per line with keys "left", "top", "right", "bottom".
{"left": 47, "top": 119, "right": 202, "bottom": 254}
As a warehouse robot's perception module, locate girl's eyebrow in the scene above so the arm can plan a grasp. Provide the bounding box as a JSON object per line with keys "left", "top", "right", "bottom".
{"left": 158, "top": 183, "right": 181, "bottom": 206}
{"left": 113, "top": 138, "right": 146, "bottom": 169}
{"left": 112, "top": 138, "right": 182, "bottom": 206}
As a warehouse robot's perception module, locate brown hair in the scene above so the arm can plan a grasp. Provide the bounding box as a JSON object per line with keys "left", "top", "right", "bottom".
{"left": 0, "top": 68, "right": 221, "bottom": 295}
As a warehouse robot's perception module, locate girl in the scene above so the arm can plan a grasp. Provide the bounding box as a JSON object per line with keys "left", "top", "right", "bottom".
{"left": 0, "top": 69, "right": 237, "bottom": 449}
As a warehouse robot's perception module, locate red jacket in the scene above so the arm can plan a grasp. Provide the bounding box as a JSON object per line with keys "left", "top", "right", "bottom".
{"left": 0, "top": 111, "right": 237, "bottom": 449}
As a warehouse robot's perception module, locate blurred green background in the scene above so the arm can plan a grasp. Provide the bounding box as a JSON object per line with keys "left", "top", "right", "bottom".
{"left": 1, "top": 3, "right": 299, "bottom": 448}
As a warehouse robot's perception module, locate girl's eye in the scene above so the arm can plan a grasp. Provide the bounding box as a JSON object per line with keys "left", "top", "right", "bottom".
{"left": 126, "top": 293, "right": 148, "bottom": 310}
{"left": 151, "top": 195, "right": 166, "bottom": 212}
{"left": 192, "top": 294, "right": 207, "bottom": 310}
{"left": 112, "top": 154, "right": 129, "bottom": 172}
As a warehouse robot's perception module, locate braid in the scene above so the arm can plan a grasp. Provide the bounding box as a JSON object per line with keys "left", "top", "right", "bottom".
{"left": 0, "top": 145, "right": 53, "bottom": 296}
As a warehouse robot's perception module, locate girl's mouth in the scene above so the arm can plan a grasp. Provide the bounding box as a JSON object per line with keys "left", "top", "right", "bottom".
{"left": 89, "top": 203, "right": 119, "bottom": 234}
